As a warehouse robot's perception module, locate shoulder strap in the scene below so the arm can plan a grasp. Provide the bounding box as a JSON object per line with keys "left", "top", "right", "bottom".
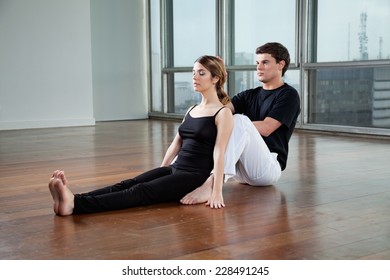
{"left": 188, "top": 104, "right": 197, "bottom": 113}
{"left": 213, "top": 106, "right": 226, "bottom": 117}
{"left": 184, "top": 104, "right": 197, "bottom": 117}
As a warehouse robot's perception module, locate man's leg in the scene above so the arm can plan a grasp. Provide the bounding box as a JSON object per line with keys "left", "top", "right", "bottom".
{"left": 225, "top": 114, "right": 281, "bottom": 186}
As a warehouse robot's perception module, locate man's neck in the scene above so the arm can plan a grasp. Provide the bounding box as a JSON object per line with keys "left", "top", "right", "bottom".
{"left": 263, "top": 79, "right": 284, "bottom": 90}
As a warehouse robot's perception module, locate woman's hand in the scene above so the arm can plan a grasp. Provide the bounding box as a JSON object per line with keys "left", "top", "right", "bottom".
{"left": 206, "top": 192, "right": 225, "bottom": 209}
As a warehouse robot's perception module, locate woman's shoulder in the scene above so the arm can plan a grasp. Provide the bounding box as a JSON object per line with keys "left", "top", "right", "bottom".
{"left": 215, "top": 106, "right": 233, "bottom": 122}
{"left": 213, "top": 106, "right": 229, "bottom": 116}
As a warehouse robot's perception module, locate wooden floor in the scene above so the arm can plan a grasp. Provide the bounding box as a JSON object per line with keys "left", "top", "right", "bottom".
{"left": 1, "top": 119, "right": 390, "bottom": 260}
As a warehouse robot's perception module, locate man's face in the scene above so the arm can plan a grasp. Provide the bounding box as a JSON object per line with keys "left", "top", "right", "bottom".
{"left": 256, "top": 53, "right": 284, "bottom": 84}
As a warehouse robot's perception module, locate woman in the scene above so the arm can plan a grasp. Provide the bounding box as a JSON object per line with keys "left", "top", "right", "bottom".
{"left": 48, "top": 55, "right": 234, "bottom": 216}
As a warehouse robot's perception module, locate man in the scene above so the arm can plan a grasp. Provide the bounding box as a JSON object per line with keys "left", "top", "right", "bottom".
{"left": 181, "top": 42, "right": 301, "bottom": 205}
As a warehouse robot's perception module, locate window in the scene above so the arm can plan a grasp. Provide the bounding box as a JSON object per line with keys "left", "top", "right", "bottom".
{"left": 172, "top": 0, "right": 216, "bottom": 67}
{"left": 316, "top": 0, "right": 390, "bottom": 62}
{"left": 306, "top": 0, "right": 390, "bottom": 130}
{"left": 233, "top": 0, "right": 296, "bottom": 65}
{"left": 150, "top": 0, "right": 390, "bottom": 135}
{"left": 309, "top": 67, "right": 390, "bottom": 128}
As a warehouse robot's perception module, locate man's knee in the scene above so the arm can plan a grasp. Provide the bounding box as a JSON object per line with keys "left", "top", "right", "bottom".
{"left": 233, "top": 114, "right": 257, "bottom": 134}
{"left": 233, "top": 114, "right": 251, "bottom": 126}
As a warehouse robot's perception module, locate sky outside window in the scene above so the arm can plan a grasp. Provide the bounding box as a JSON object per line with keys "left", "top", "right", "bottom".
{"left": 317, "top": 0, "right": 390, "bottom": 62}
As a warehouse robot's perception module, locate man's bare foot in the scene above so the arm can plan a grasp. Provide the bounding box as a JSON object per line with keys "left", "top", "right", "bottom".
{"left": 180, "top": 174, "right": 214, "bottom": 205}
{"left": 53, "top": 172, "right": 74, "bottom": 216}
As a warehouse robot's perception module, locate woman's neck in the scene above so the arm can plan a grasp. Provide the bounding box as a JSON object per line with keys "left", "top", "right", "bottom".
{"left": 199, "top": 91, "right": 221, "bottom": 107}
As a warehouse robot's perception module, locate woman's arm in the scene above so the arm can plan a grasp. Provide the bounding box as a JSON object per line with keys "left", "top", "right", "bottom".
{"left": 160, "top": 132, "right": 182, "bottom": 167}
{"left": 207, "top": 107, "right": 234, "bottom": 208}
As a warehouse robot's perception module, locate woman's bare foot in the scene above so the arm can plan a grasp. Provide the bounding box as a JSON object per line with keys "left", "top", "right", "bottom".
{"left": 53, "top": 171, "right": 74, "bottom": 216}
{"left": 180, "top": 174, "right": 214, "bottom": 205}
{"left": 48, "top": 170, "right": 65, "bottom": 214}
{"left": 48, "top": 176, "right": 60, "bottom": 214}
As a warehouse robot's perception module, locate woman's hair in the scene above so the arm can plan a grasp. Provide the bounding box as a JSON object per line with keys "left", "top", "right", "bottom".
{"left": 195, "top": 55, "right": 230, "bottom": 105}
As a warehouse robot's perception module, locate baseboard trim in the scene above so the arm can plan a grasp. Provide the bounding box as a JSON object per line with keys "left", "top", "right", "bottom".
{"left": 0, "top": 118, "right": 96, "bottom": 130}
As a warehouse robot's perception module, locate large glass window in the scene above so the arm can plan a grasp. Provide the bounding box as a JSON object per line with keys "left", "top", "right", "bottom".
{"left": 234, "top": 0, "right": 296, "bottom": 65}
{"left": 308, "top": 67, "right": 390, "bottom": 128}
{"left": 307, "top": 0, "right": 390, "bottom": 130}
{"left": 173, "top": 0, "right": 216, "bottom": 67}
{"left": 316, "top": 0, "right": 390, "bottom": 62}
{"left": 150, "top": 0, "right": 390, "bottom": 135}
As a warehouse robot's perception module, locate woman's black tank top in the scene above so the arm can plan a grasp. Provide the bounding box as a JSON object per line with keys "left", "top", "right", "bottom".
{"left": 172, "top": 105, "right": 225, "bottom": 175}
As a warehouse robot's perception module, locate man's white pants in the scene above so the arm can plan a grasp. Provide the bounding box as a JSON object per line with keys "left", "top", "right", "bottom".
{"left": 224, "top": 114, "right": 281, "bottom": 186}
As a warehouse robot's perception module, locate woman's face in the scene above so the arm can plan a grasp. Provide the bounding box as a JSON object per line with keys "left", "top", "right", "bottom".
{"left": 192, "top": 62, "right": 217, "bottom": 93}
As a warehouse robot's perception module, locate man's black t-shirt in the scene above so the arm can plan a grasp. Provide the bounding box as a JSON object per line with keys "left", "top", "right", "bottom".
{"left": 231, "top": 83, "right": 300, "bottom": 170}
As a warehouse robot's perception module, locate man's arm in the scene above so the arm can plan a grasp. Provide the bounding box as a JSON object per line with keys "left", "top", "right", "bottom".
{"left": 253, "top": 117, "right": 282, "bottom": 137}
{"left": 227, "top": 101, "right": 281, "bottom": 137}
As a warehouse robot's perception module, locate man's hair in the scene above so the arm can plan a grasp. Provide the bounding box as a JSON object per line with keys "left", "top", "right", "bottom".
{"left": 256, "top": 42, "right": 290, "bottom": 76}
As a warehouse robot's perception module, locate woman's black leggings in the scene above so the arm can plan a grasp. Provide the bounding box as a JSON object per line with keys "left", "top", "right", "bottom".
{"left": 73, "top": 166, "right": 209, "bottom": 214}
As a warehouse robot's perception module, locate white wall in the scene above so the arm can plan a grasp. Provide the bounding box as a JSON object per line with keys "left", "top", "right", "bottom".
{"left": 0, "top": 0, "right": 95, "bottom": 130}
{"left": 0, "top": 0, "right": 148, "bottom": 130}
{"left": 91, "top": 0, "right": 148, "bottom": 121}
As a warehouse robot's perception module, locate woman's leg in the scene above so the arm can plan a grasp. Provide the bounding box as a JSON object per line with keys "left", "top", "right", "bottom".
{"left": 73, "top": 167, "right": 173, "bottom": 214}
{"left": 78, "top": 167, "right": 173, "bottom": 197}
{"left": 73, "top": 168, "right": 208, "bottom": 214}
{"left": 48, "top": 167, "right": 172, "bottom": 215}
{"left": 135, "top": 169, "right": 209, "bottom": 203}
